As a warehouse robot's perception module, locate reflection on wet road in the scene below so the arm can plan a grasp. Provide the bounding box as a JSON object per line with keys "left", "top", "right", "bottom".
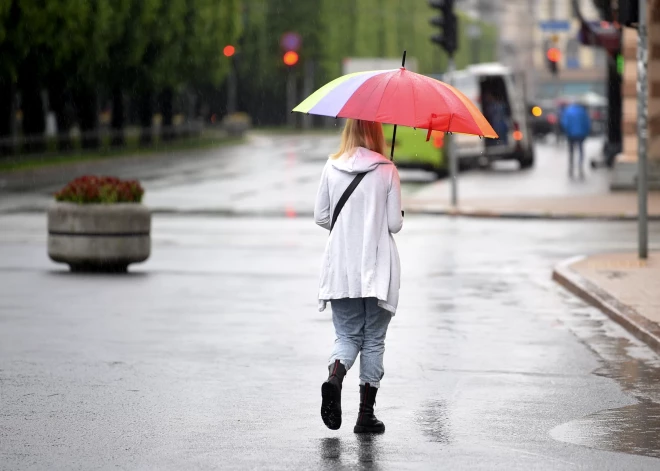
{"left": 553, "top": 402, "right": 660, "bottom": 459}
{"left": 551, "top": 309, "right": 660, "bottom": 459}
{"left": 1, "top": 215, "right": 659, "bottom": 469}
{"left": 1, "top": 133, "right": 660, "bottom": 469}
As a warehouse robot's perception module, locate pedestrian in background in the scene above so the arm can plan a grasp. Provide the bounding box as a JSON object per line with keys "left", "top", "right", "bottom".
{"left": 560, "top": 99, "right": 592, "bottom": 178}
{"left": 314, "top": 119, "right": 403, "bottom": 434}
{"left": 483, "top": 92, "right": 509, "bottom": 147}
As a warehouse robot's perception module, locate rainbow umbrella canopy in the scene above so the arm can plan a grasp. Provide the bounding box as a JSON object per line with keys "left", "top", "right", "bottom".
{"left": 293, "top": 54, "right": 497, "bottom": 157}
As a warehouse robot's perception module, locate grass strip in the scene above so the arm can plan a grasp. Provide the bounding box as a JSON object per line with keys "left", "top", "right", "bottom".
{"left": 0, "top": 133, "right": 242, "bottom": 172}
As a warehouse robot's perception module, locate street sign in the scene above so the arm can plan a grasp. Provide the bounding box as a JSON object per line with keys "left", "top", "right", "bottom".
{"left": 539, "top": 20, "right": 571, "bottom": 31}
{"left": 280, "top": 32, "right": 302, "bottom": 52}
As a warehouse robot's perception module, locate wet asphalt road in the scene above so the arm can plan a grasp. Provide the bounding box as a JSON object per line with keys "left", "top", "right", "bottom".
{"left": 2, "top": 134, "right": 660, "bottom": 469}
{"left": 2, "top": 214, "right": 660, "bottom": 470}
{"left": 0, "top": 132, "right": 608, "bottom": 215}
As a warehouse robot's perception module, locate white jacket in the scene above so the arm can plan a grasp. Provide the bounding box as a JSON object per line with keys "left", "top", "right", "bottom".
{"left": 314, "top": 147, "right": 403, "bottom": 314}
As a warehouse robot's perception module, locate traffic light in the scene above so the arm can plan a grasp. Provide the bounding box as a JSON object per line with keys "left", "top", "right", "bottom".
{"left": 546, "top": 47, "right": 560, "bottom": 75}
{"left": 223, "top": 45, "right": 235, "bottom": 57}
{"left": 618, "top": 0, "right": 639, "bottom": 28}
{"left": 283, "top": 51, "right": 299, "bottom": 66}
{"left": 429, "top": 0, "right": 458, "bottom": 56}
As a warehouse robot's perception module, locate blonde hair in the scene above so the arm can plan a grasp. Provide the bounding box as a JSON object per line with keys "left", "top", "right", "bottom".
{"left": 330, "top": 119, "right": 386, "bottom": 159}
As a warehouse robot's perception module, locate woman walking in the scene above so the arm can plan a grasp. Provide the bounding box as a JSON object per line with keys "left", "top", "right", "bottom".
{"left": 314, "top": 119, "right": 403, "bottom": 433}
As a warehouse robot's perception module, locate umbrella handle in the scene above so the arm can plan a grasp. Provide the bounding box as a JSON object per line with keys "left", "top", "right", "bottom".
{"left": 389, "top": 50, "right": 407, "bottom": 161}
{"left": 390, "top": 125, "right": 397, "bottom": 160}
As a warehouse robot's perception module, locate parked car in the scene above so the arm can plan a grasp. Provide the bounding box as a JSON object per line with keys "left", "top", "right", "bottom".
{"left": 528, "top": 103, "right": 554, "bottom": 139}
{"left": 443, "top": 63, "right": 535, "bottom": 170}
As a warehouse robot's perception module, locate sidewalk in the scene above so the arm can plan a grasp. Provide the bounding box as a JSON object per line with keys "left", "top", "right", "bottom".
{"left": 402, "top": 137, "right": 660, "bottom": 220}
{"left": 405, "top": 192, "right": 660, "bottom": 220}
{"left": 553, "top": 252, "right": 660, "bottom": 354}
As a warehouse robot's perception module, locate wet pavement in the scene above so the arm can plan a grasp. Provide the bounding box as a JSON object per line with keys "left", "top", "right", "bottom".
{"left": 2, "top": 213, "right": 660, "bottom": 469}
{"left": 2, "top": 133, "right": 660, "bottom": 469}
{"left": 408, "top": 136, "right": 610, "bottom": 202}
{"left": 0, "top": 133, "right": 609, "bottom": 216}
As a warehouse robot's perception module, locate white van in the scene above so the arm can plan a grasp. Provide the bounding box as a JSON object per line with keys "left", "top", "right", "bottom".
{"left": 444, "top": 63, "right": 535, "bottom": 169}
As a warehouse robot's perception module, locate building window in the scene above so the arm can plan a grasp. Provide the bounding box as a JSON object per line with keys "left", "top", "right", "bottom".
{"left": 593, "top": 48, "right": 607, "bottom": 68}
{"left": 566, "top": 39, "right": 580, "bottom": 69}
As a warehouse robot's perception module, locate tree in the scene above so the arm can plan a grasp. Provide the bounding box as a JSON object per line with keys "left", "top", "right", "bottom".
{"left": 0, "top": 1, "right": 23, "bottom": 155}
{"left": 165, "top": 0, "right": 242, "bottom": 139}
{"left": 104, "top": 0, "right": 161, "bottom": 146}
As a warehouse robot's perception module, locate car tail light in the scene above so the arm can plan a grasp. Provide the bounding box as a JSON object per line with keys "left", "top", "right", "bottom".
{"left": 432, "top": 131, "right": 444, "bottom": 149}
{"left": 512, "top": 122, "right": 523, "bottom": 141}
{"left": 547, "top": 113, "right": 558, "bottom": 124}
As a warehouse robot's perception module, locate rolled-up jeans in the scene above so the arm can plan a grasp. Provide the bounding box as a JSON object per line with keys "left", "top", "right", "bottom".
{"left": 329, "top": 297, "right": 392, "bottom": 388}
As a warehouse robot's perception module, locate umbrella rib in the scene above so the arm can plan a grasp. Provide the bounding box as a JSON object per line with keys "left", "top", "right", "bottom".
{"left": 429, "top": 80, "right": 452, "bottom": 130}
{"left": 373, "top": 71, "right": 399, "bottom": 122}
{"left": 411, "top": 73, "right": 418, "bottom": 129}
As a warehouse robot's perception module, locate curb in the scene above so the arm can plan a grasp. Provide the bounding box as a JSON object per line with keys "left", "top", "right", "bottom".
{"left": 1, "top": 205, "right": 658, "bottom": 222}
{"left": 405, "top": 206, "right": 660, "bottom": 221}
{"left": 0, "top": 206, "right": 317, "bottom": 219}
{"left": 552, "top": 256, "right": 660, "bottom": 355}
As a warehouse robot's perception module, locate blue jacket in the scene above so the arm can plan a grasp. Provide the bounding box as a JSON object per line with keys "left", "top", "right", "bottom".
{"left": 485, "top": 101, "right": 509, "bottom": 144}
{"left": 560, "top": 104, "right": 591, "bottom": 140}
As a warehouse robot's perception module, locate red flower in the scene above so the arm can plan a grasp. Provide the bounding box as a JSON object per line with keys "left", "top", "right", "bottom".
{"left": 54, "top": 175, "right": 144, "bottom": 204}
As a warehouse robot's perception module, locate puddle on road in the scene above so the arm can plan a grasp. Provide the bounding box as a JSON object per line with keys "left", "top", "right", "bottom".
{"left": 414, "top": 399, "right": 452, "bottom": 444}
{"left": 551, "top": 402, "right": 660, "bottom": 459}
{"left": 552, "top": 300, "right": 660, "bottom": 458}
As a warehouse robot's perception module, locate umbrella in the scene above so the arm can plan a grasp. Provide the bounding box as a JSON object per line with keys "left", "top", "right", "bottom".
{"left": 293, "top": 51, "right": 497, "bottom": 158}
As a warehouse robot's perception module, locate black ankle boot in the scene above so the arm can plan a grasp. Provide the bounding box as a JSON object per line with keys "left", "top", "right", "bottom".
{"left": 354, "top": 383, "right": 385, "bottom": 433}
{"left": 321, "top": 360, "right": 346, "bottom": 430}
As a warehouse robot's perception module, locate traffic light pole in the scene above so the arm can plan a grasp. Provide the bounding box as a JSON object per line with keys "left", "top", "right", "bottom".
{"left": 637, "top": 0, "right": 648, "bottom": 259}
{"left": 286, "top": 69, "right": 296, "bottom": 128}
{"left": 428, "top": 0, "right": 458, "bottom": 206}
{"left": 447, "top": 56, "right": 457, "bottom": 207}
{"left": 227, "top": 58, "right": 237, "bottom": 115}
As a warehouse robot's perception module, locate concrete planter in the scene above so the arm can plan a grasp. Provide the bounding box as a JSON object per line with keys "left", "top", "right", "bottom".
{"left": 47, "top": 202, "right": 151, "bottom": 273}
{"left": 222, "top": 113, "right": 251, "bottom": 138}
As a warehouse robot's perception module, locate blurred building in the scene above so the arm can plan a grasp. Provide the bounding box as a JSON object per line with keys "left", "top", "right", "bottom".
{"left": 612, "top": 3, "right": 660, "bottom": 190}
{"left": 496, "top": 0, "right": 538, "bottom": 98}
{"left": 532, "top": 0, "right": 607, "bottom": 99}
{"left": 459, "top": 0, "right": 606, "bottom": 101}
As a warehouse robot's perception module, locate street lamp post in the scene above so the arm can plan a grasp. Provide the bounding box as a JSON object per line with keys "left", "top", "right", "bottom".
{"left": 637, "top": 0, "right": 648, "bottom": 259}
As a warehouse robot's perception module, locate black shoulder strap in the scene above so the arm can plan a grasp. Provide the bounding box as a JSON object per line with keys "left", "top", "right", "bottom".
{"left": 330, "top": 172, "right": 367, "bottom": 232}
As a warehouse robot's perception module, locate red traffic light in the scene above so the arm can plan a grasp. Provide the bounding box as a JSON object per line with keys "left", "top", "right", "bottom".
{"left": 283, "top": 51, "right": 299, "bottom": 66}
{"left": 547, "top": 47, "right": 561, "bottom": 63}
{"left": 223, "top": 45, "right": 235, "bottom": 57}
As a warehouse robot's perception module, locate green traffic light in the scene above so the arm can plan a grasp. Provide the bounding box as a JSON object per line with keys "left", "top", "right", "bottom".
{"left": 617, "top": 53, "right": 624, "bottom": 75}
